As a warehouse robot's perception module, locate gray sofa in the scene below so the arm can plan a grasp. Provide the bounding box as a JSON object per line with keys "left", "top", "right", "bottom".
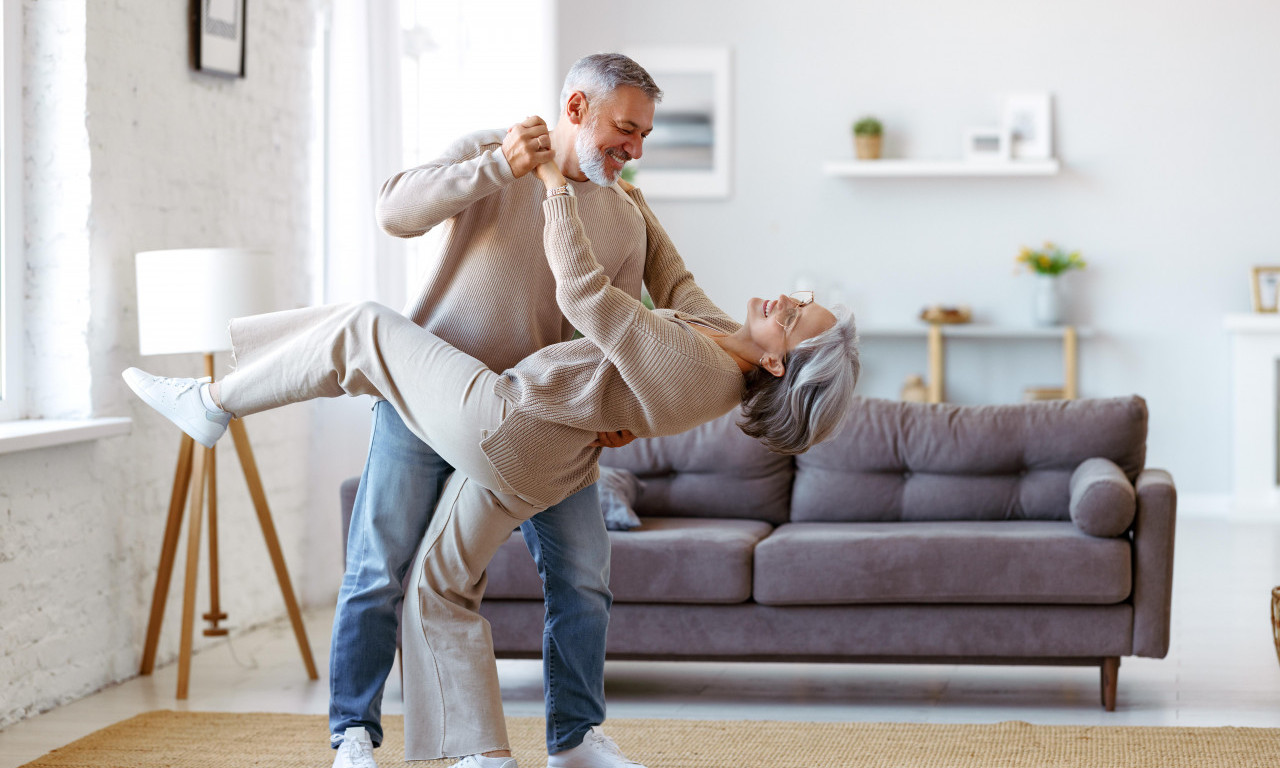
{"left": 468, "top": 395, "right": 1176, "bottom": 711}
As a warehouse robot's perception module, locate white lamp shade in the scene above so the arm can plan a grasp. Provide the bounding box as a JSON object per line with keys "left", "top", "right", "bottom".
{"left": 135, "top": 248, "right": 278, "bottom": 356}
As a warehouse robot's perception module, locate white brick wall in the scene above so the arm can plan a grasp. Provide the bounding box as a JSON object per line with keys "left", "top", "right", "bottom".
{"left": 1, "top": 0, "right": 332, "bottom": 727}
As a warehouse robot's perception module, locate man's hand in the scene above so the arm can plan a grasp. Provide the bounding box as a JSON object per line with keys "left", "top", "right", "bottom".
{"left": 590, "top": 429, "right": 637, "bottom": 448}
{"left": 502, "top": 116, "right": 554, "bottom": 178}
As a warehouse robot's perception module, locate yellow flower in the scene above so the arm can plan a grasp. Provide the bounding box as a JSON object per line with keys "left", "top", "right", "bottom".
{"left": 1038, "top": 255, "right": 1051, "bottom": 269}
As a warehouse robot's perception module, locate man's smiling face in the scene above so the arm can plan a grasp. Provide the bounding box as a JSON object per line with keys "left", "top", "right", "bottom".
{"left": 573, "top": 86, "right": 654, "bottom": 186}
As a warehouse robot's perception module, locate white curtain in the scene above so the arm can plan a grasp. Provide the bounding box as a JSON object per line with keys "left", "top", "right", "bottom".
{"left": 318, "top": 1, "right": 405, "bottom": 310}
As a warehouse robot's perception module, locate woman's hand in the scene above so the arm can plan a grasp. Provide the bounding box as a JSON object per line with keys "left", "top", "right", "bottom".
{"left": 617, "top": 178, "right": 635, "bottom": 193}
{"left": 535, "top": 161, "right": 567, "bottom": 190}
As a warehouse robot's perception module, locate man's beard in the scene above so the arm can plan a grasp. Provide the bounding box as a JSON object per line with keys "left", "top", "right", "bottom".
{"left": 575, "top": 119, "right": 630, "bottom": 186}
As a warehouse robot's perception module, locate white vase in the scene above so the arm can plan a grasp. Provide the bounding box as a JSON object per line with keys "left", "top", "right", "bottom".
{"left": 1032, "top": 274, "right": 1062, "bottom": 326}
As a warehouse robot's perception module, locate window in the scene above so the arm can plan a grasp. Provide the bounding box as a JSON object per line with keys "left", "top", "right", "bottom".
{"left": 0, "top": 0, "right": 24, "bottom": 421}
{"left": 397, "top": 0, "right": 555, "bottom": 285}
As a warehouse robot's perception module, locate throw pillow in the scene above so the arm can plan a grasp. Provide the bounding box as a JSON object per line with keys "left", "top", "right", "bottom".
{"left": 1068, "top": 457, "right": 1137, "bottom": 537}
{"left": 598, "top": 466, "right": 643, "bottom": 531}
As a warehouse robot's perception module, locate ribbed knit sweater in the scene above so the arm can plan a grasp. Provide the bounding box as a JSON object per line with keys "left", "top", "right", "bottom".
{"left": 484, "top": 194, "right": 745, "bottom": 506}
{"left": 376, "top": 129, "right": 647, "bottom": 372}
{"left": 376, "top": 128, "right": 743, "bottom": 507}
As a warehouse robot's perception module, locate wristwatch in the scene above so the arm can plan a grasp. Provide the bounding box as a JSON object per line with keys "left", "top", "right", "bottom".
{"left": 545, "top": 184, "right": 574, "bottom": 198}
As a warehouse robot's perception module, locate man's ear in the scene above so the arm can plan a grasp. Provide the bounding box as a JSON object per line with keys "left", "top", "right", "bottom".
{"left": 759, "top": 352, "right": 786, "bottom": 378}
{"left": 566, "top": 91, "right": 588, "bottom": 125}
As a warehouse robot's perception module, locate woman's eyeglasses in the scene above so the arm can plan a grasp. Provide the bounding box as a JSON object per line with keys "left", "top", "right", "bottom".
{"left": 775, "top": 291, "right": 815, "bottom": 335}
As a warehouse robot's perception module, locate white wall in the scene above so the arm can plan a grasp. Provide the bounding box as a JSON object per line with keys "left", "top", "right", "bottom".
{"left": 0, "top": 0, "right": 339, "bottom": 727}
{"left": 559, "top": 0, "right": 1279, "bottom": 494}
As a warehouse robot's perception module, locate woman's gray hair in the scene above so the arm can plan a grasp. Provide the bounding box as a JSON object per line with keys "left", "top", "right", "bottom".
{"left": 560, "top": 53, "right": 663, "bottom": 112}
{"left": 737, "top": 305, "right": 861, "bottom": 455}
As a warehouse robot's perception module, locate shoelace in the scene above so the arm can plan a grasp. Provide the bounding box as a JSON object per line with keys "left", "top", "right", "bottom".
{"left": 156, "top": 376, "right": 197, "bottom": 395}
{"left": 586, "top": 732, "right": 639, "bottom": 765}
{"left": 344, "top": 737, "right": 377, "bottom": 768}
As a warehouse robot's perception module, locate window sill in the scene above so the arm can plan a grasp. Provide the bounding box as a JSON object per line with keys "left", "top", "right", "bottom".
{"left": 0, "top": 417, "right": 133, "bottom": 454}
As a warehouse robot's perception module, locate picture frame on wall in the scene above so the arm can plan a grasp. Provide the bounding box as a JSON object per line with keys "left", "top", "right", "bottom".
{"left": 193, "top": 0, "right": 247, "bottom": 77}
{"left": 622, "top": 46, "right": 732, "bottom": 199}
{"left": 1251, "top": 266, "right": 1280, "bottom": 313}
{"left": 1002, "top": 92, "right": 1053, "bottom": 160}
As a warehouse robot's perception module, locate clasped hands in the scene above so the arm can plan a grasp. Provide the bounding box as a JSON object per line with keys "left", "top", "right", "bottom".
{"left": 502, "top": 115, "right": 555, "bottom": 179}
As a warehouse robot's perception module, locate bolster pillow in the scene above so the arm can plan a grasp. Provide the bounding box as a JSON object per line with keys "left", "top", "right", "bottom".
{"left": 1068, "top": 457, "right": 1137, "bottom": 537}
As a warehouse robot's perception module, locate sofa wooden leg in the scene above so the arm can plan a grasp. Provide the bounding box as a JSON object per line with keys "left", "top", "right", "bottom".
{"left": 1101, "top": 656, "right": 1119, "bottom": 711}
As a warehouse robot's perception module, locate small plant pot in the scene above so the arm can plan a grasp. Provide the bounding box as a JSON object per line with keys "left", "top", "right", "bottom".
{"left": 855, "top": 135, "right": 882, "bottom": 160}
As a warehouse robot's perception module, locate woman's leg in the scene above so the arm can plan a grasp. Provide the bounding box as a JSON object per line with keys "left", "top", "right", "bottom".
{"left": 218, "top": 301, "right": 510, "bottom": 493}
{"left": 402, "top": 472, "right": 542, "bottom": 760}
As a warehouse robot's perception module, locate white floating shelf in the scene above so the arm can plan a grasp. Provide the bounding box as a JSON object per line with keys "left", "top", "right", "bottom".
{"left": 823, "top": 159, "right": 1061, "bottom": 177}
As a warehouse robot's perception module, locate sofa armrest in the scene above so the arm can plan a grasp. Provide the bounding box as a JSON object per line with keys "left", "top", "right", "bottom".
{"left": 1130, "top": 468, "right": 1176, "bottom": 658}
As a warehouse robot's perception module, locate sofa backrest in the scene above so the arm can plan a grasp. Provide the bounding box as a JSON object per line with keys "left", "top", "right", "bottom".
{"left": 599, "top": 410, "right": 792, "bottom": 524}
{"left": 791, "top": 396, "right": 1148, "bottom": 523}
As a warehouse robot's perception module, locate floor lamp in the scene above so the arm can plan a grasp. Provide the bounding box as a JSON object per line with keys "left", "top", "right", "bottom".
{"left": 133, "top": 248, "right": 318, "bottom": 699}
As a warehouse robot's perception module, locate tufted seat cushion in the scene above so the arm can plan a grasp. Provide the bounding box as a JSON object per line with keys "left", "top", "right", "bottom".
{"left": 484, "top": 517, "right": 775, "bottom": 604}
{"left": 753, "top": 520, "right": 1133, "bottom": 605}
{"left": 791, "top": 396, "right": 1147, "bottom": 523}
{"left": 600, "top": 410, "right": 792, "bottom": 524}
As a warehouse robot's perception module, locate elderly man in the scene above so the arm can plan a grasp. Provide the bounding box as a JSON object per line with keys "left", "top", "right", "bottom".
{"left": 330, "top": 53, "right": 671, "bottom": 768}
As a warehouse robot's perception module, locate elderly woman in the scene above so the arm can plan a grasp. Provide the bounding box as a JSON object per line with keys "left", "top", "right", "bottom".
{"left": 124, "top": 163, "right": 859, "bottom": 768}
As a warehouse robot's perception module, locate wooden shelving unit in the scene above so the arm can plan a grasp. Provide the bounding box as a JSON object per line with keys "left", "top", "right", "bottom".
{"left": 860, "top": 324, "right": 1092, "bottom": 403}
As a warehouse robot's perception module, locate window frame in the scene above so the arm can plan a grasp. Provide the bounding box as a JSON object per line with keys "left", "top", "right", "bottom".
{"left": 0, "top": 0, "right": 23, "bottom": 421}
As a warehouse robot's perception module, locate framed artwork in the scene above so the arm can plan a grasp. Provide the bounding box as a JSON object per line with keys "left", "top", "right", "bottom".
{"left": 624, "top": 47, "right": 732, "bottom": 199}
{"left": 962, "top": 126, "right": 1010, "bottom": 162}
{"left": 1002, "top": 92, "right": 1053, "bottom": 160}
{"left": 1251, "top": 266, "right": 1280, "bottom": 313}
{"left": 193, "top": 0, "right": 247, "bottom": 77}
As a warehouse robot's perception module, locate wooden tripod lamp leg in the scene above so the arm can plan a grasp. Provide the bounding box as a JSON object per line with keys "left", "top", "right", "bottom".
{"left": 201, "top": 350, "right": 228, "bottom": 638}
{"left": 176, "top": 445, "right": 210, "bottom": 699}
{"left": 203, "top": 446, "right": 229, "bottom": 637}
{"left": 228, "top": 418, "right": 319, "bottom": 680}
{"left": 140, "top": 434, "right": 196, "bottom": 676}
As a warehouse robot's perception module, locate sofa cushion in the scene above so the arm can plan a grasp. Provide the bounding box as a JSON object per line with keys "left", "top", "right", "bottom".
{"left": 1069, "top": 458, "right": 1136, "bottom": 537}
{"left": 753, "top": 521, "right": 1132, "bottom": 605}
{"left": 791, "top": 396, "right": 1147, "bottom": 523}
{"left": 600, "top": 411, "right": 793, "bottom": 524}
{"left": 484, "top": 517, "right": 775, "bottom": 604}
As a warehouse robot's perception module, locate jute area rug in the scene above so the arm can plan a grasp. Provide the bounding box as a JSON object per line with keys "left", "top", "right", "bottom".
{"left": 20, "top": 710, "right": 1280, "bottom": 768}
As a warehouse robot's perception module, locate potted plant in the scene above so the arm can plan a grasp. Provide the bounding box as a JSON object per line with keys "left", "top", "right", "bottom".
{"left": 1015, "top": 242, "right": 1086, "bottom": 326}
{"left": 853, "top": 116, "right": 883, "bottom": 160}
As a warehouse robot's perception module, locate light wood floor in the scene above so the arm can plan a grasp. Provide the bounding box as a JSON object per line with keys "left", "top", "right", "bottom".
{"left": 2, "top": 510, "right": 1278, "bottom": 766}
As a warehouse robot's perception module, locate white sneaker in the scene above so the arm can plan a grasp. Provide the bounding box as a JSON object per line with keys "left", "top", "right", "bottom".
{"left": 450, "top": 756, "right": 519, "bottom": 768}
{"left": 331, "top": 726, "right": 378, "bottom": 768}
{"left": 547, "top": 727, "right": 645, "bottom": 768}
{"left": 122, "top": 367, "right": 230, "bottom": 448}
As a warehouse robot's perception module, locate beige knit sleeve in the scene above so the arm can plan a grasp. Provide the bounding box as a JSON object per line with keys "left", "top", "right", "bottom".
{"left": 627, "top": 188, "right": 738, "bottom": 332}
{"left": 375, "top": 130, "right": 515, "bottom": 238}
{"left": 541, "top": 194, "right": 661, "bottom": 353}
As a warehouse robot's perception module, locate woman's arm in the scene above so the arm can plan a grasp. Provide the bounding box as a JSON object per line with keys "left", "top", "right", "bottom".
{"left": 533, "top": 164, "right": 668, "bottom": 354}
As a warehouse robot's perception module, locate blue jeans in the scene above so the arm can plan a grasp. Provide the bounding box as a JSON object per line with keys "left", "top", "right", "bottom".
{"left": 330, "top": 400, "right": 612, "bottom": 753}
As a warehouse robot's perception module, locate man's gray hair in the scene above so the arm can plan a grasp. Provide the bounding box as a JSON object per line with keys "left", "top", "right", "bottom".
{"left": 737, "top": 306, "right": 861, "bottom": 455}
{"left": 560, "top": 53, "right": 663, "bottom": 112}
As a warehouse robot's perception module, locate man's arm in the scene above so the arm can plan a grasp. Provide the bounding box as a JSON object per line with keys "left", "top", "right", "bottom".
{"left": 375, "top": 117, "right": 554, "bottom": 239}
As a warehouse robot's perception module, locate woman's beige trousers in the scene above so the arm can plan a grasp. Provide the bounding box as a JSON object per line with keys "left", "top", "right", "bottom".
{"left": 219, "top": 301, "right": 546, "bottom": 759}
